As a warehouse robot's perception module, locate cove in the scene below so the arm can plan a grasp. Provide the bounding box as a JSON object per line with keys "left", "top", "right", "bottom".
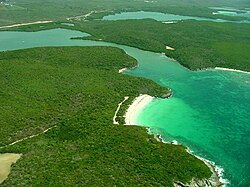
{"left": 102, "top": 11, "right": 250, "bottom": 24}
{"left": 0, "top": 29, "right": 249, "bottom": 186}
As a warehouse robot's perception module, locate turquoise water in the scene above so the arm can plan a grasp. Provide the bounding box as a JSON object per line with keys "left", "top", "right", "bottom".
{"left": 131, "top": 64, "right": 250, "bottom": 186}
{"left": 0, "top": 29, "right": 249, "bottom": 186}
{"left": 102, "top": 11, "right": 250, "bottom": 23}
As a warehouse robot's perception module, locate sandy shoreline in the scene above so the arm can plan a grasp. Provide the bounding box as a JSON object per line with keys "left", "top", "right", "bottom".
{"left": 0, "top": 21, "right": 53, "bottom": 29}
{"left": 125, "top": 94, "right": 154, "bottom": 125}
{"left": 118, "top": 68, "right": 128, "bottom": 73}
{"left": 215, "top": 67, "right": 250, "bottom": 74}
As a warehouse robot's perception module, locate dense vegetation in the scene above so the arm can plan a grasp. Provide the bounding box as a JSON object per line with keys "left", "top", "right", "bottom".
{"left": 0, "top": 46, "right": 212, "bottom": 186}
{"left": 0, "top": 0, "right": 249, "bottom": 26}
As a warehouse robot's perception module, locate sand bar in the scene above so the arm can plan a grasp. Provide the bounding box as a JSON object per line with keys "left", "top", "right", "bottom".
{"left": 215, "top": 67, "right": 250, "bottom": 74}
{"left": 0, "top": 21, "right": 53, "bottom": 29}
{"left": 0, "top": 153, "right": 21, "bottom": 184}
{"left": 125, "top": 94, "right": 154, "bottom": 125}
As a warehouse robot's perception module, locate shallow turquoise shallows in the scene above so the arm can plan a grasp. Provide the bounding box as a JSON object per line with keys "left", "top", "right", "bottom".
{"left": 0, "top": 29, "right": 249, "bottom": 186}
{"left": 102, "top": 11, "right": 250, "bottom": 24}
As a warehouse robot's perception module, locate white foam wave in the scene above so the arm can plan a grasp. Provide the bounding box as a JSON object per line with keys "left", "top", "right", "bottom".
{"left": 214, "top": 164, "right": 230, "bottom": 186}
{"left": 197, "top": 156, "right": 230, "bottom": 186}
{"left": 145, "top": 127, "right": 230, "bottom": 186}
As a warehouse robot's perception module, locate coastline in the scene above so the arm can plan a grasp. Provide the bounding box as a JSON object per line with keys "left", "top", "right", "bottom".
{"left": 186, "top": 148, "right": 227, "bottom": 187}
{"left": 0, "top": 27, "right": 236, "bottom": 186}
{"left": 118, "top": 64, "right": 139, "bottom": 74}
{"left": 151, "top": 129, "right": 226, "bottom": 186}
{"left": 124, "top": 94, "right": 154, "bottom": 125}
{"left": 124, "top": 95, "right": 225, "bottom": 186}
{"left": 215, "top": 67, "right": 250, "bottom": 75}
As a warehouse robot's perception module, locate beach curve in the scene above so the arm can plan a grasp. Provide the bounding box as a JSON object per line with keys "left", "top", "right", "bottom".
{"left": 125, "top": 94, "right": 154, "bottom": 125}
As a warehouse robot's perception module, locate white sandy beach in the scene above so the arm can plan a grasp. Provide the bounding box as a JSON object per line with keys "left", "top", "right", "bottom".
{"left": 0, "top": 21, "right": 53, "bottom": 29}
{"left": 215, "top": 67, "right": 250, "bottom": 74}
{"left": 125, "top": 94, "right": 154, "bottom": 125}
{"left": 166, "top": 46, "right": 175, "bottom": 50}
{"left": 162, "top": 21, "right": 177, "bottom": 24}
{"left": 118, "top": 68, "right": 128, "bottom": 73}
{"left": 119, "top": 65, "right": 139, "bottom": 73}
